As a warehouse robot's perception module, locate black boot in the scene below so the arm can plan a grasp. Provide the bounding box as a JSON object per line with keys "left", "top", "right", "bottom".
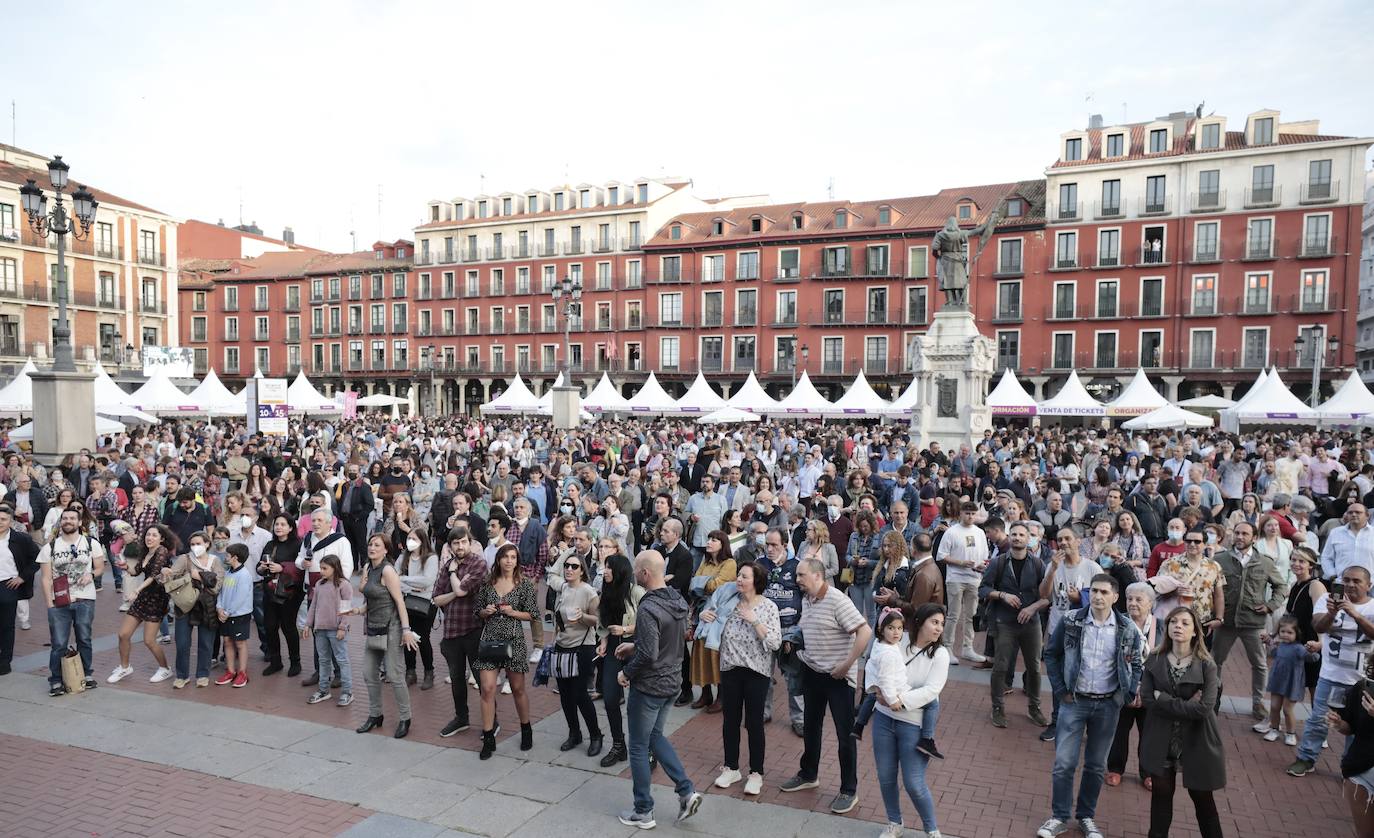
{"left": 600, "top": 740, "right": 627, "bottom": 767}
{"left": 356, "top": 715, "right": 384, "bottom": 734}
{"left": 520, "top": 723, "right": 533, "bottom": 751}
{"left": 262, "top": 661, "right": 283, "bottom": 676}
{"left": 393, "top": 719, "right": 410, "bottom": 739}
{"left": 480, "top": 729, "right": 497, "bottom": 760}
{"left": 587, "top": 735, "right": 604, "bottom": 758}
{"left": 559, "top": 731, "right": 583, "bottom": 751}
{"left": 405, "top": 668, "right": 417, "bottom": 686}
{"left": 287, "top": 661, "right": 301, "bottom": 677}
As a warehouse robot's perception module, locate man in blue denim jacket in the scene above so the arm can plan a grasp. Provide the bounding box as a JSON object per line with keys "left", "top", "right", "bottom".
{"left": 1037, "top": 574, "right": 1145, "bottom": 838}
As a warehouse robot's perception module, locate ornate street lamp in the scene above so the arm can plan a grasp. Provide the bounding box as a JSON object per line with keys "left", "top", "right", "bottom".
{"left": 1295, "top": 330, "right": 1342, "bottom": 408}
{"left": 552, "top": 274, "right": 583, "bottom": 378}
{"left": 18, "top": 156, "right": 98, "bottom": 372}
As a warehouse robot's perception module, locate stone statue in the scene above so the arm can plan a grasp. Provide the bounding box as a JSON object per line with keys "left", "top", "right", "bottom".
{"left": 932, "top": 212, "right": 1000, "bottom": 309}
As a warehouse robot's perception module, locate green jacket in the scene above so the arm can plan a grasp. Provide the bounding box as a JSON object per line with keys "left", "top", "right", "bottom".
{"left": 1215, "top": 548, "right": 1288, "bottom": 630}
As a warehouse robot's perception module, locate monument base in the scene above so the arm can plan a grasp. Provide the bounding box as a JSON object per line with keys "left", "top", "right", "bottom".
{"left": 29, "top": 368, "right": 97, "bottom": 467}
{"left": 906, "top": 309, "right": 994, "bottom": 450}
{"left": 551, "top": 385, "right": 581, "bottom": 430}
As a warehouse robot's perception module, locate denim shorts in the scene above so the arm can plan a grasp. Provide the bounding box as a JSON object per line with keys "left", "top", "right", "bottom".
{"left": 1350, "top": 765, "right": 1374, "bottom": 798}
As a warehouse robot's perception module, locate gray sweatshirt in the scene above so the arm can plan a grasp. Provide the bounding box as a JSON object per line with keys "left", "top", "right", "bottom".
{"left": 623, "top": 586, "right": 689, "bottom": 698}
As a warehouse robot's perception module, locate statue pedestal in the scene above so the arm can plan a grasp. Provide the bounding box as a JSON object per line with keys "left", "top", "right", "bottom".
{"left": 29, "top": 368, "right": 97, "bottom": 467}
{"left": 551, "top": 385, "right": 581, "bottom": 430}
{"left": 905, "top": 309, "right": 994, "bottom": 450}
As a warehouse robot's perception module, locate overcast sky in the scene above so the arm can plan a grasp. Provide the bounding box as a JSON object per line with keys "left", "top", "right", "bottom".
{"left": 5, "top": 0, "right": 1372, "bottom": 253}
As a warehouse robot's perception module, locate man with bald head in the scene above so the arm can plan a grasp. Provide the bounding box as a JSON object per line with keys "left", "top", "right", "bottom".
{"left": 615, "top": 550, "right": 701, "bottom": 829}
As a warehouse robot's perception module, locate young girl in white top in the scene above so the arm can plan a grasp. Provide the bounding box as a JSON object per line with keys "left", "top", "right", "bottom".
{"left": 854, "top": 608, "right": 943, "bottom": 759}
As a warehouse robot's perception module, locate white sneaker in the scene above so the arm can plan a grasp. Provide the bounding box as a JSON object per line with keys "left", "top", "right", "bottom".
{"left": 879, "top": 823, "right": 903, "bottom": 838}
{"left": 501, "top": 681, "right": 512, "bottom": 695}
{"left": 1285, "top": 733, "right": 1298, "bottom": 746}
{"left": 926, "top": 831, "right": 942, "bottom": 838}
{"left": 1252, "top": 721, "right": 1272, "bottom": 734}
{"left": 149, "top": 667, "right": 173, "bottom": 683}
{"left": 107, "top": 665, "right": 133, "bottom": 684}
{"left": 743, "top": 772, "right": 763, "bottom": 795}
{"left": 118, "top": 602, "right": 130, "bottom": 613}
{"left": 467, "top": 671, "right": 477, "bottom": 686}
{"left": 528, "top": 648, "right": 543, "bottom": 663}
{"left": 444, "top": 674, "right": 451, "bottom": 685}
{"left": 1323, "top": 739, "right": 1330, "bottom": 749}
{"left": 1079, "top": 817, "right": 1104, "bottom": 838}
{"left": 1036, "top": 818, "right": 1068, "bottom": 838}
{"left": 18, "top": 619, "right": 30, "bottom": 630}
{"left": 948, "top": 656, "right": 960, "bottom": 666}
{"left": 961, "top": 649, "right": 987, "bottom": 664}
{"left": 1263, "top": 729, "right": 1280, "bottom": 742}
{"left": 714, "top": 768, "right": 742, "bottom": 789}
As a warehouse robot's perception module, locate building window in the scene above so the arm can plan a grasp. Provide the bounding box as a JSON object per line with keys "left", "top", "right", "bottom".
{"left": 702, "top": 255, "right": 724, "bottom": 282}
{"left": 1304, "top": 215, "right": 1331, "bottom": 256}
{"left": 660, "top": 337, "right": 679, "bottom": 369}
{"left": 1145, "top": 175, "right": 1167, "bottom": 213}
{"left": 996, "top": 331, "right": 1019, "bottom": 370}
{"left": 998, "top": 239, "right": 1022, "bottom": 273}
{"left": 1308, "top": 159, "right": 1334, "bottom": 201}
{"left": 736, "top": 290, "right": 757, "bottom": 326}
{"left": 866, "top": 246, "right": 889, "bottom": 276}
{"left": 225, "top": 317, "right": 239, "bottom": 341}
{"left": 1149, "top": 128, "right": 1168, "bottom": 153}
{"left": 255, "top": 347, "right": 269, "bottom": 374}
{"left": 864, "top": 336, "right": 888, "bottom": 375}
{"left": 700, "top": 336, "right": 724, "bottom": 372}
{"left": 867, "top": 288, "right": 887, "bottom": 323}
{"left": 702, "top": 291, "right": 723, "bottom": 327}
{"left": 1064, "top": 137, "right": 1082, "bottom": 161}
{"left": 1055, "top": 232, "right": 1077, "bottom": 268}
{"left": 191, "top": 317, "right": 207, "bottom": 342}
{"left": 1095, "top": 333, "right": 1117, "bottom": 368}
{"left": 1098, "top": 230, "right": 1120, "bottom": 267}
{"left": 834, "top": 209, "right": 847, "bottom": 229}
{"left": 1248, "top": 218, "right": 1273, "bottom": 258}
{"left": 1200, "top": 123, "right": 1221, "bottom": 149}
{"left": 878, "top": 207, "right": 891, "bottom": 225}
{"left": 996, "top": 281, "right": 1021, "bottom": 320}
{"left": 1197, "top": 170, "right": 1220, "bottom": 207}
{"left": 906, "top": 287, "right": 928, "bottom": 325}
{"left": 1242, "top": 328, "right": 1268, "bottom": 368}
{"left": 1253, "top": 116, "right": 1274, "bottom": 145}
{"left": 791, "top": 213, "right": 803, "bottom": 230}
{"left": 193, "top": 290, "right": 205, "bottom": 311}
{"left": 1141, "top": 278, "right": 1164, "bottom": 317}
{"left": 1190, "top": 330, "right": 1214, "bottom": 369}
{"left": 822, "top": 337, "right": 843, "bottom": 374}
{"left": 1302, "top": 270, "right": 1329, "bottom": 311}
{"left": 371, "top": 274, "right": 384, "bottom": 297}
{"left": 821, "top": 246, "right": 850, "bottom": 277}
{"left": 1096, "top": 280, "right": 1119, "bottom": 317}
{"left": 1245, "top": 273, "right": 1271, "bottom": 313}
{"left": 733, "top": 336, "right": 756, "bottom": 372}
{"left": 670, "top": 224, "right": 681, "bottom": 240}
{"left": 254, "top": 316, "right": 269, "bottom": 341}
{"left": 1058, "top": 183, "right": 1077, "bottom": 218}
{"left": 958, "top": 204, "right": 971, "bottom": 220}
{"left": 224, "top": 347, "right": 240, "bottom": 373}
{"left": 1251, "top": 165, "right": 1275, "bottom": 204}
{"left": 907, "top": 246, "right": 928, "bottom": 278}
{"left": 737, "top": 251, "right": 760, "bottom": 280}
{"left": 1053, "top": 283, "right": 1076, "bottom": 319}
{"left": 1101, "top": 180, "right": 1121, "bottom": 216}
{"left": 1004, "top": 198, "right": 1022, "bottom": 217}
{"left": 224, "top": 286, "right": 238, "bottom": 311}
{"left": 1052, "top": 334, "right": 1074, "bottom": 368}
{"left": 824, "top": 290, "right": 844, "bottom": 324}
{"left": 776, "top": 291, "right": 797, "bottom": 325}
{"left": 779, "top": 249, "right": 800, "bottom": 279}
{"left": 1139, "top": 330, "right": 1163, "bottom": 368}
{"left": 1106, "top": 133, "right": 1124, "bottom": 157}
{"left": 659, "top": 293, "right": 682, "bottom": 325}
{"left": 775, "top": 337, "right": 796, "bottom": 372}
{"left": 1191, "top": 275, "right": 1217, "bottom": 315}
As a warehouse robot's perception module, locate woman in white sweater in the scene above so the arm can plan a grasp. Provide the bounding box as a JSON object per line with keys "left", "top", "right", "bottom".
{"left": 871, "top": 602, "right": 950, "bottom": 838}
{"left": 397, "top": 529, "right": 439, "bottom": 690}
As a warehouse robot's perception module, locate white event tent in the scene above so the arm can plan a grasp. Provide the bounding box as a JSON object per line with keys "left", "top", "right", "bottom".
{"left": 584, "top": 373, "right": 631, "bottom": 413}
{"left": 0, "top": 359, "right": 37, "bottom": 415}
{"left": 698, "top": 406, "right": 761, "bottom": 424}
{"left": 888, "top": 376, "right": 919, "bottom": 416}
{"left": 726, "top": 371, "right": 780, "bottom": 414}
{"left": 673, "top": 373, "right": 728, "bottom": 415}
{"left": 188, "top": 368, "right": 246, "bottom": 416}
{"left": 479, "top": 375, "right": 539, "bottom": 414}
{"left": 1106, "top": 369, "right": 1169, "bottom": 417}
{"left": 9, "top": 414, "right": 126, "bottom": 440}
{"left": 1317, "top": 370, "right": 1374, "bottom": 422}
{"left": 287, "top": 371, "right": 342, "bottom": 413}
{"left": 1037, "top": 371, "right": 1105, "bottom": 417}
{"left": 626, "top": 372, "right": 678, "bottom": 414}
{"left": 130, "top": 367, "right": 202, "bottom": 414}
{"left": 986, "top": 369, "right": 1037, "bottom": 416}
{"left": 1219, "top": 369, "right": 1314, "bottom": 431}
{"left": 767, "top": 371, "right": 834, "bottom": 416}
{"left": 534, "top": 373, "right": 567, "bottom": 414}
{"left": 1178, "top": 394, "right": 1237, "bottom": 411}
{"left": 830, "top": 371, "right": 894, "bottom": 417}
{"left": 1122, "top": 403, "right": 1215, "bottom": 431}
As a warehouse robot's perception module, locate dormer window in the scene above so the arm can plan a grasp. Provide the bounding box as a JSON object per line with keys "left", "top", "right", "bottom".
{"left": 877, "top": 207, "right": 891, "bottom": 225}
{"left": 478, "top": 201, "right": 488, "bottom": 219}
{"left": 834, "top": 209, "right": 848, "bottom": 229}
{"left": 636, "top": 183, "right": 648, "bottom": 203}
{"left": 670, "top": 224, "right": 682, "bottom": 240}
{"left": 608, "top": 186, "right": 618, "bottom": 205}
{"left": 375, "top": 250, "right": 384, "bottom": 260}
{"left": 1105, "top": 133, "right": 1124, "bottom": 157}
{"left": 554, "top": 193, "right": 565, "bottom": 211}
{"left": 430, "top": 206, "right": 439, "bottom": 222}
{"left": 397, "top": 247, "right": 407, "bottom": 258}
{"left": 712, "top": 220, "right": 724, "bottom": 235}
{"left": 750, "top": 217, "right": 762, "bottom": 233}
{"left": 1005, "top": 198, "right": 1023, "bottom": 218}
{"left": 455, "top": 202, "right": 465, "bottom": 220}
{"left": 526, "top": 194, "right": 538, "bottom": 212}
{"left": 579, "top": 189, "right": 590, "bottom": 208}
{"left": 1065, "top": 137, "right": 1083, "bottom": 161}
{"left": 1149, "top": 128, "right": 1168, "bottom": 153}
{"left": 1254, "top": 116, "right": 1274, "bottom": 145}
{"left": 502, "top": 197, "right": 512, "bottom": 215}
{"left": 958, "top": 204, "right": 972, "bottom": 220}
{"left": 791, "top": 213, "right": 804, "bottom": 231}
{"left": 1199, "top": 123, "right": 1221, "bottom": 149}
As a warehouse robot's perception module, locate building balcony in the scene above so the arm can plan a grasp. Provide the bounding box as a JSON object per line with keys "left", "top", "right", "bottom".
{"left": 140, "top": 299, "right": 167, "bottom": 315}
{"left": 1244, "top": 186, "right": 1281, "bottom": 209}
{"left": 1299, "top": 235, "right": 1337, "bottom": 259}
{"left": 94, "top": 244, "right": 122, "bottom": 260}
{"left": 537, "top": 244, "right": 559, "bottom": 257}
{"left": 592, "top": 237, "right": 617, "bottom": 253}
{"left": 1189, "top": 245, "right": 1221, "bottom": 264}
{"left": 563, "top": 241, "right": 585, "bottom": 256}
{"left": 1093, "top": 201, "right": 1123, "bottom": 220}
{"left": 1135, "top": 245, "right": 1169, "bottom": 267}
{"left": 1050, "top": 256, "right": 1079, "bottom": 271}
{"left": 992, "top": 306, "right": 1023, "bottom": 324}
{"left": 283, "top": 300, "right": 301, "bottom": 312}
{"left": 137, "top": 250, "right": 166, "bottom": 267}
{"left": 1093, "top": 253, "right": 1122, "bottom": 269}
{"left": 1242, "top": 238, "right": 1277, "bottom": 261}
{"left": 993, "top": 261, "right": 1024, "bottom": 278}
{"left": 1050, "top": 202, "right": 1082, "bottom": 222}
{"left": 1189, "top": 190, "right": 1227, "bottom": 213}
{"left": 1300, "top": 181, "right": 1339, "bottom": 205}
{"left": 1137, "top": 196, "right": 1172, "bottom": 217}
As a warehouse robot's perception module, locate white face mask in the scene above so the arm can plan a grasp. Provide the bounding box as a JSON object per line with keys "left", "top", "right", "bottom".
{"left": 406, "top": 537, "right": 420, "bottom": 552}
{"left": 190, "top": 543, "right": 207, "bottom": 557}
{"left": 827, "top": 506, "right": 841, "bottom": 522}
{"left": 240, "top": 515, "right": 254, "bottom": 530}
{"left": 1168, "top": 529, "right": 1185, "bottom": 543}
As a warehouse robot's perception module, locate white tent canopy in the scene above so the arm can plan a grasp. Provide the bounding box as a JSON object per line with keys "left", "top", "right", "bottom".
{"left": 830, "top": 370, "right": 895, "bottom": 416}
{"left": 1178, "top": 394, "right": 1237, "bottom": 410}
{"left": 1230, "top": 369, "right": 1271, "bottom": 412}
{"left": 986, "top": 369, "right": 1038, "bottom": 416}
{"left": 1037, "top": 370, "right": 1106, "bottom": 416}
{"left": 9, "top": 414, "right": 125, "bottom": 440}
{"left": 726, "top": 370, "right": 780, "bottom": 414}
{"left": 130, "top": 367, "right": 201, "bottom": 414}
{"left": 767, "top": 371, "right": 834, "bottom": 416}
{"left": 92, "top": 362, "right": 136, "bottom": 410}
{"left": 626, "top": 372, "right": 678, "bottom": 414}
{"left": 889, "top": 376, "right": 920, "bottom": 414}
{"left": 697, "top": 406, "right": 761, "bottom": 424}
{"left": 480, "top": 374, "right": 540, "bottom": 414}
{"left": 1107, "top": 369, "right": 1169, "bottom": 417}
{"left": 1220, "top": 369, "right": 1315, "bottom": 431}
{"left": 0, "top": 359, "right": 37, "bottom": 415}
{"left": 1122, "top": 403, "right": 1215, "bottom": 431}
{"left": 287, "top": 371, "right": 342, "bottom": 413}
{"left": 188, "top": 368, "right": 245, "bottom": 416}
{"left": 1317, "top": 370, "right": 1374, "bottom": 422}
{"left": 355, "top": 393, "right": 408, "bottom": 407}
{"left": 674, "top": 373, "right": 728, "bottom": 414}
{"left": 584, "top": 373, "right": 631, "bottom": 413}
{"left": 534, "top": 373, "right": 567, "bottom": 413}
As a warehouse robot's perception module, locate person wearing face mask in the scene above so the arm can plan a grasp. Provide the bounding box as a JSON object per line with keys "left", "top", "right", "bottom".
{"left": 748, "top": 490, "right": 787, "bottom": 531}
{"left": 1147, "top": 518, "right": 1189, "bottom": 579}
{"left": 377, "top": 459, "right": 413, "bottom": 518}
{"left": 229, "top": 507, "right": 273, "bottom": 662}
{"left": 334, "top": 465, "right": 375, "bottom": 579}
{"left": 258, "top": 514, "right": 304, "bottom": 678}
{"left": 166, "top": 530, "right": 224, "bottom": 688}
{"left": 411, "top": 466, "right": 439, "bottom": 523}
{"left": 397, "top": 528, "right": 440, "bottom": 690}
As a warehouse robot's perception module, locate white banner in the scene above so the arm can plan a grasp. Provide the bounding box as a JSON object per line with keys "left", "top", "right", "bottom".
{"left": 141, "top": 346, "right": 194, "bottom": 378}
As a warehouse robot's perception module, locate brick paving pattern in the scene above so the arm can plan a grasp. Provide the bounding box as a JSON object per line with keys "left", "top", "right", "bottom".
{"left": 0, "top": 733, "right": 367, "bottom": 838}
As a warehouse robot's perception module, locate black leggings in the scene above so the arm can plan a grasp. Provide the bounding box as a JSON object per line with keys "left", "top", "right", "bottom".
{"left": 556, "top": 645, "right": 601, "bottom": 738}
{"left": 1148, "top": 769, "right": 1222, "bottom": 838}
{"left": 720, "top": 666, "right": 769, "bottom": 775}
{"left": 1108, "top": 704, "right": 1146, "bottom": 776}
{"left": 262, "top": 593, "right": 304, "bottom": 666}
{"left": 600, "top": 654, "right": 625, "bottom": 744}
{"left": 403, "top": 606, "right": 436, "bottom": 673}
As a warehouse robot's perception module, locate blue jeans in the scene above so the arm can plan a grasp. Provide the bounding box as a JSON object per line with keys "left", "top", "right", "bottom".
{"left": 848, "top": 580, "right": 875, "bottom": 626}
{"left": 871, "top": 710, "right": 937, "bottom": 831}
{"left": 174, "top": 616, "right": 216, "bottom": 680}
{"left": 627, "top": 688, "right": 694, "bottom": 815}
{"left": 1051, "top": 695, "right": 1120, "bottom": 821}
{"left": 315, "top": 630, "right": 353, "bottom": 695}
{"left": 859, "top": 694, "right": 940, "bottom": 738}
{"left": 46, "top": 600, "right": 95, "bottom": 685}
{"left": 1298, "top": 676, "right": 1346, "bottom": 762}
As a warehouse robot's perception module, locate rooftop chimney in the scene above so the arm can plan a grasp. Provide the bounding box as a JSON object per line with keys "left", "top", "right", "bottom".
{"left": 282, "top": 226, "right": 295, "bottom": 245}
{"left": 1088, "top": 113, "right": 1104, "bottom": 130}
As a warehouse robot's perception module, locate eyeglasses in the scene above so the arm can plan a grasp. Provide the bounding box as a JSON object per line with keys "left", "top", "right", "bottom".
{"left": 1185, "top": 538, "right": 1204, "bottom": 545}
{"left": 564, "top": 563, "right": 581, "bottom": 570}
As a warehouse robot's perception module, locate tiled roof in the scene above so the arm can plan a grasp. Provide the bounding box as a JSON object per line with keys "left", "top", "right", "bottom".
{"left": 643, "top": 183, "right": 1026, "bottom": 247}
{"left": 1050, "top": 118, "right": 1357, "bottom": 168}
{"left": 414, "top": 183, "right": 687, "bottom": 231}
{"left": 212, "top": 249, "right": 412, "bottom": 282}
{"left": 0, "top": 159, "right": 167, "bottom": 216}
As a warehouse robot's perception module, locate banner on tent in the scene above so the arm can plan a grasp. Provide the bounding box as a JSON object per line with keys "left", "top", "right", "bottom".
{"left": 991, "top": 406, "right": 1036, "bottom": 416}
{"left": 1106, "top": 407, "right": 1153, "bottom": 417}
{"left": 142, "top": 347, "right": 194, "bottom": 378}
{"left": 1038, "top": 406, "right": 1106, "bottom": 417}
{"left": 342, "top": 391, "right": 358, "bottom": 419}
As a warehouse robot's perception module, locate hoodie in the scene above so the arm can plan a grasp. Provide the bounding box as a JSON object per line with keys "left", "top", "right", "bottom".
{"left": 623, "top": 586, "right": 690, "bottom": 698}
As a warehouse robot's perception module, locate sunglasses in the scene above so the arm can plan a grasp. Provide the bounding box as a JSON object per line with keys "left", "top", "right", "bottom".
{"left": 565, "top": 563, "right": 581, "bottom": 570}
{"left": 1185, "top": 538, "right": 1204, "bottom": 545}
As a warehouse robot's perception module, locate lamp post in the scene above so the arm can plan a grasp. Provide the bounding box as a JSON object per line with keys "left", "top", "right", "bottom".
{"left": 1295, "top": 329, "right": 1342, "bottom": 408}
{"left": 794, "top": 342, "right": 809, "bottom": 386}
{"left": 19, "top": 157, "right": 98, "bottom": 372}
{"left": 125, "top": 343, "right": 135, "bottom": 370}
{"left": 111, "top": 328, "right": 122, "bottom": 367}
{"left": 549, "top": 274, "right": 583, "bottom": 428}
{"left": 426, "top": 343, "right": 437, "bottom": 416}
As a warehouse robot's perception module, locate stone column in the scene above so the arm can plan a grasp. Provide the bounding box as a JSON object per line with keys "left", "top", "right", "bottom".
{"left": 1028, "top": 376, "right": 1050, "bottom": 400}
{"left": 1161, "top": 375, "right": 1185, "bottom": 402}
{"left": 1221, "top": 383, "right": 1235, "bottom": 401}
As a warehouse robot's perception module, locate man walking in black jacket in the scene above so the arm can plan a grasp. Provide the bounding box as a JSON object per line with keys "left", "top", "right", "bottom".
{"left": 615, "top": 550, "right": 702, "bottom": 830}
{"left": 0, "top": 505, "right": 40, "bottom": 676}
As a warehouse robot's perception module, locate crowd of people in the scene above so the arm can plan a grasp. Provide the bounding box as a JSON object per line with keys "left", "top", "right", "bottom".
{"left": 1, "top": 415, "right": 1374, "bottom": 836}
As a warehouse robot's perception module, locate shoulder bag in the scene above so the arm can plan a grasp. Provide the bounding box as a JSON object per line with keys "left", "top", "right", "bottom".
{"left": 477, "top": 636, "right": 514, "bottom": 663}
{"left": 550, "top": 625, "right": 593, "bottom": 680}
{"left": 166, "top": 572, "right": 199, "bottom": 614}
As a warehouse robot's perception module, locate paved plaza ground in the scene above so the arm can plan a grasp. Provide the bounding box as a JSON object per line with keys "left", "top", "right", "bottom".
{"left": 1, "top": 589, "right": 1355, "bottom": 837}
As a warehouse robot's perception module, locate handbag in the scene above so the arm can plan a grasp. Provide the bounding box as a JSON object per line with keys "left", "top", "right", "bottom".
{"left": 52, "top": 573, "right": 72, "bottom": 608}
{"left": 550, "top": 646, "right": 581, "bottom": 679}
{"left": 403, "top": 594, "right": 432, "bottom": 615}
{"left": 364, "top": 625, "right": 390, "bottom": 652}
{"left": 839, "top": 567, "right": 855, "bottom": 586}
{"left": 166, "top": 573, "right": 199, "bottom": 614}
{"left": 60, "top": 647, "right": 85, "bottom": 693}
{"left": 477, "top": 637, "right": 514, "bottom": 663}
